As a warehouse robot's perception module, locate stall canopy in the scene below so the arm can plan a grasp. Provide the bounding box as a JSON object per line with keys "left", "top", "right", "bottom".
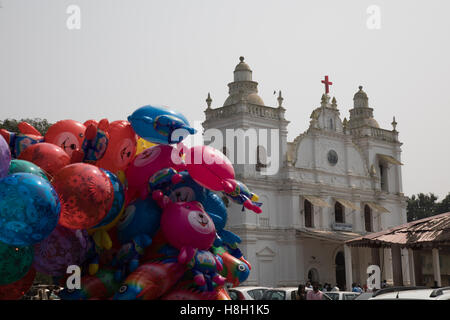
{"left": 346, "top": 212, "right": 450, "bottom": 249}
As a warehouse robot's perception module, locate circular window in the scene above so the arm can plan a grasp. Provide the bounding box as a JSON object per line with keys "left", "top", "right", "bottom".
{"left": 327, "top": 150, "right": 338, "bottom": 166}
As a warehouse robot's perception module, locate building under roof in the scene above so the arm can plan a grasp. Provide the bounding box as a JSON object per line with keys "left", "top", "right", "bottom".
{"left": 345, "top": 212, "right": 450, "bottom": 288}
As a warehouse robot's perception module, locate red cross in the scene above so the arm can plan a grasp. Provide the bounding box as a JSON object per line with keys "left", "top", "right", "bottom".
{"left": 321, "top": 75, "right": 333, "bottom": 94}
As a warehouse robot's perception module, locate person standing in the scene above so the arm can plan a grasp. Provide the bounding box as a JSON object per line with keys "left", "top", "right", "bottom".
{"left": 297, "top": 284, "right": 307, "bottom": 300}
{"left": 306, "top": 283, "right": 323, "bottom": 300}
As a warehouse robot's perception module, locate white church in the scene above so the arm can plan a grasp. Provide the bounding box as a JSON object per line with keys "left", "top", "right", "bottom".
{"left": 202, "top": 57, "right": 409, "bottom": 290}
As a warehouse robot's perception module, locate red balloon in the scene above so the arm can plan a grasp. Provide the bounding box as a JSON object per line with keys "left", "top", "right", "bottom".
{"left": 44, "top": 120, "right": 86, "bottom": 157}
{"left": 0, "top": 267, "right": 36, "bottom": 300}
{"left": 95, "top": 120, "right": 137, "bottom": 173}
{"left": 51, "top": 163, "right": 114, "bottom": 229}
{"left": 18, "top": 142, "right": 71, "bottom": 179}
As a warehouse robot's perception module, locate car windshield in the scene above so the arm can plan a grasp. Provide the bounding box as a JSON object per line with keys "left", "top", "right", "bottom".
{"left": 325, "top": 292, "right": 339, "bottom": 300}
{"left": 248, "top": 289, "right": 266, "bottom": 300}
{"left": 264, "top": 290, "right": 286, "bottom": 300}
{"left": 228, "top": 290, "right": 239, "bottom": 300}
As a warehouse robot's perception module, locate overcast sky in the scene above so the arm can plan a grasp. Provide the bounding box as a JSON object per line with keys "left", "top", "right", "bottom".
{"left": 0, "top": 0, "right": 449, "bottom": 199}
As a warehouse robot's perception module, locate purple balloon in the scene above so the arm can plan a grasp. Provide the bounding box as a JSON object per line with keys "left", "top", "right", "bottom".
{"left": 33, "top": 225, "right": 92, "bottom": 277}
{"left": 0, "top": 135, "right": 11, "bottom": 179}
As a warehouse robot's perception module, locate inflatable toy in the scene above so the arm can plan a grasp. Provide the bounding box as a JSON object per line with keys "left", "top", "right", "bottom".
{"left": 186, "top": 145, "right": 236, "bottom": 192}
{"left": 95, "top": 120, "right": 137, "bottom": 173}
{"left": 79, "top": 119, "right": 110, "bottom": 163}
{"left": 0, "top": 266, "right": 36, "bottom": 300}
{"left": 59, "top": 268, "right": 120, "bottom": 300}
{"left": 212, "top": 246, "right": 250, "bottom": 287}
{"left": 0, "top": 135, "right": 11, "bottom": 179}
{"left": 51, "top": 163, "right": 114, "bottom": 229}
{"left": 0, "top": 122, "right": 44, "bottom": 158}
{"left": 33, "top": 225, "right": 92, "bottom": 277}
{"left": 112, "top": 198, "right": 162, "bottom": 280}
{"left": 18, "top": 142, "right": 70, "bottom": 178}
{"left": 223, "top": 179, "right": 263, "bottom": 213}
{"left": 113, "top": 260, "right": 185, "bottom": 300}
{"left": 153, "top": 192, "right": 225, "bottom": 289}
{"left": 125, "top": 144, "right": 187, "bottom": 200}
{"left": 163, "top": 171, "right": 241, "bottom": 247}
{"left": 0, "top": 241, "right": 34, "bottom": 285}
{"left": 128, "top": 105, "right": 196, "bottom": 144}
{"left": 8, "top": 159, "right": 48, "bottom": 181}
{"left": 44, "top": 120, "right": 86, "bottom": 157}
{"left": 0, "top": 173, "right": 60, "bottom": 246}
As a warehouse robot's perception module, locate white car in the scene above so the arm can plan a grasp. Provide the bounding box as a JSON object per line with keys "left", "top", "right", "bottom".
{"left": 262, "top": 287, "right": 332, "bottom": 300}
{"left": 369, "top": 287, "right": 450, "bottom": 300}
{"left": 228, "top": 286, "right": 270, "bottom": 300}
{"left": 323, "top": 291, "right": 361, "bottom": 301}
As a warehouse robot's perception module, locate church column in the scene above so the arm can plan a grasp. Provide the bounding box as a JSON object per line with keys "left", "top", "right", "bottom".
{"left": 344, "top": 245, "right": 353, "bottom": 291}
{"left": 432, "top": 248, "right": 441, "bottom": 287}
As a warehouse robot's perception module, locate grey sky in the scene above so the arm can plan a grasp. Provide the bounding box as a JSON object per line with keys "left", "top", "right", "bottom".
{"left": 0, "top": 0, "right": 449, "bottom": 199}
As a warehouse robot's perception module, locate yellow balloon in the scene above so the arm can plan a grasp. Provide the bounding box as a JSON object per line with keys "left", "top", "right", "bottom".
{"left": 136, "top": 138, "right": 156, "bottom": 155}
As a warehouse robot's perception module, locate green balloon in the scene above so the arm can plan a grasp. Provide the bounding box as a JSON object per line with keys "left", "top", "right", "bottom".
{"left": 0, "top": 241, "right": 34, "bottom": 285}
{"left": 8, "top": 159, "right": 48, "bottom": 181}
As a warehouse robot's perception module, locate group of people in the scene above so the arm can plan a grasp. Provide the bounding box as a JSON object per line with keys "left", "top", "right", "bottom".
{"left": 297, "top": 279, "right": 388, "bottom": 300}
{"left": 296, "top": 281, "right": 340, "bottom": 300}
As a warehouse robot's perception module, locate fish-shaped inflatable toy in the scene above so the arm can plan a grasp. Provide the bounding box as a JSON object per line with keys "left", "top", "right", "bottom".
{"left": 128, "top": 105, "right": 196, "bottom": 145}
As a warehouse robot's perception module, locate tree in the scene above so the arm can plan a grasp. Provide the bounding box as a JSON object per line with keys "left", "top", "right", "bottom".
{"left": 435, "top": 193, "right": 450, "bottom": 214}
{"left": 406, "top": 193, "right": 438, "bottom": 222}
{"left": 0, "top": 118, "right": 53, "bottom": 135}
{"left": 407, "top": 192, "right": 450, "bottom": 222}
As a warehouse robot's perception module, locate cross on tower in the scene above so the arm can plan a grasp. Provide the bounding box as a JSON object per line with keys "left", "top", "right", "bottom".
{"left": 321, "top": 75, "right": 333, "bottom": 94}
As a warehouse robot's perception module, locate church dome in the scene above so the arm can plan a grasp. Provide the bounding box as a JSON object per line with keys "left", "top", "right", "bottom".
{"left": 223, "top": 92, "right": 265, "bottom": 107}
{"left": 366, "top": 117, "right": 380, "bottom": 128}
{"left": 235, "top": 56, "right": 252, "bottom": 72}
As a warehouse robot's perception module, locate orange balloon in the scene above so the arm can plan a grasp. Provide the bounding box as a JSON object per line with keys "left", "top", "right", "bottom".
{"left": 44, "top": 120, "right": 86, "bottom": 157}
{"left": 52, "top": 163, "right": 114, "bottom": 229}
{"left": 18, "top": 142, "right": 71, "bottom": 179}
{"left": 95, "top": 120, "right": 137, "bottom": 173}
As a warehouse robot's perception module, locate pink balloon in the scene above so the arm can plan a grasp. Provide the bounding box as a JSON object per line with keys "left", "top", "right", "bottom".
{"left": 125, "top": 144, "right": 186, "bottom": 201}
{"left": 186, "top": 145, "right": 235, "bottom": 192}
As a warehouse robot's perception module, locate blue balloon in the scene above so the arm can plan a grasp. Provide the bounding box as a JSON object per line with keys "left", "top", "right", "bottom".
{"left": 116, "top": 197, "right": 162, "bottom": 245}
{"left": 92, "top": 169, "right": 125, "bottom": 229}
{"left": 0, "top": 173, "right": 60, "bottom": 246}
{"left": 128, "top": 105, "right": 196, "bottom": 144}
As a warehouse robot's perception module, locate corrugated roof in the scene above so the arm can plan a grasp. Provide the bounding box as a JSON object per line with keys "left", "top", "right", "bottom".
{"left": 346, "top": 212, "right": 450, "bottom": 248}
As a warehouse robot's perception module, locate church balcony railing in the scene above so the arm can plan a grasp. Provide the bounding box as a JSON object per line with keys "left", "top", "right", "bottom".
{"left": 259, "top": 217, "right": 270, "bottom": 228}
{"left": 205, "top": 104, "right": 281, "bottom": 121}
{"left": 331, "top": 222, "right": 353, "bottom": 232}
{"left": 370, "top": 127, "right": 398, "bottom": 142}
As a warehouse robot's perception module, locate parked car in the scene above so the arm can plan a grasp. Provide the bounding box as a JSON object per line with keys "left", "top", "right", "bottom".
{"left": 353, "top": 292, "right": 374, "bottom": 300}
{"left": 323, "top": 291, "right": 360, "bottom": 300}
{"left": 228, "top": 286, "right": 270, "bottom": 300}
{"left": 262, "top": 287, "right": 332, "bottom": 300}
{"left": 369, "top": 286, "right": 450, "bottom": 300}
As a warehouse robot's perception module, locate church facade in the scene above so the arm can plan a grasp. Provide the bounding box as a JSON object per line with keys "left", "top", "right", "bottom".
{"left": 202, "top": 57, "right": 409, "bottom": 289}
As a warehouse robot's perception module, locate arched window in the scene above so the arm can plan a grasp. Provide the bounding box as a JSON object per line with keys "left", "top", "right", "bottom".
{"left": 364, "top": 205, "right": 372, "bottom": 232}
{"left": 256, "top": 145, "right": 267, "bottom": 171}
{"left": 329, "top": 118, "right": 334, "bottom": 130}
{"left": 335, "top": 202, "right": 344, "bottom": 223}
{"left": 304, "top": 199, "right": 313, "bottom": 228}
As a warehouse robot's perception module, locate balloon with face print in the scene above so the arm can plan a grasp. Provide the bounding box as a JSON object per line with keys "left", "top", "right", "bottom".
{"left": 95, "top": 120, "right": 137, "bottom": 174}
{"left": 125, "top": 144, "right": 187, "bottom": 201}
{"left": 44, "top": 120, "right": 86, "bottom": 158}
